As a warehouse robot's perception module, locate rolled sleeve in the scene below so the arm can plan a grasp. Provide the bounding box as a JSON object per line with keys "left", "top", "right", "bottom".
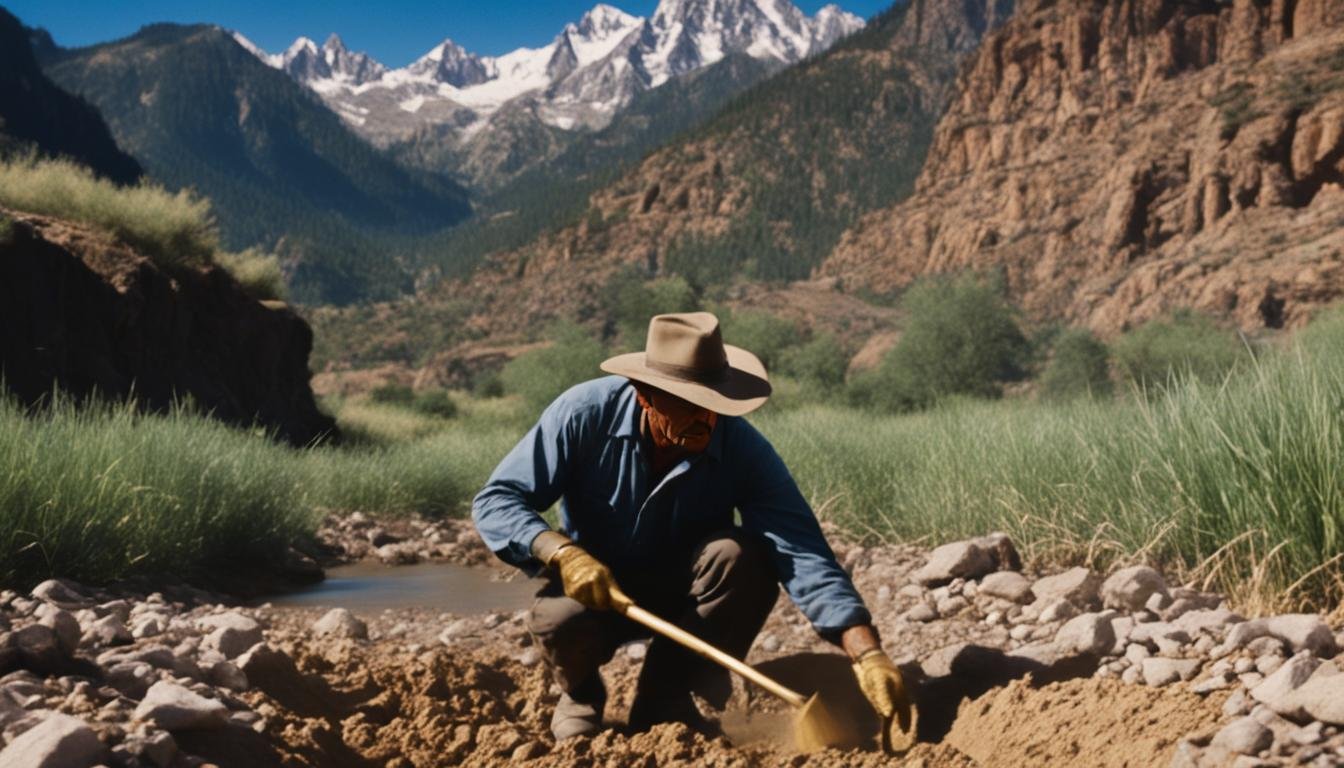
{"left": 734, "top": 426, "right": 871, "bottom": 636}
{"left": 472, "top": 391, "right": 591, "bottom": 570}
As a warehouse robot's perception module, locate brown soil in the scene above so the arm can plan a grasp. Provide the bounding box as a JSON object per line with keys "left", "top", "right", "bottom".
{"left": 216, "top": 619, "right": 1224, "bottom": 768}
{"left": 946, "top": 677, "right": 1223, "bottom": 768}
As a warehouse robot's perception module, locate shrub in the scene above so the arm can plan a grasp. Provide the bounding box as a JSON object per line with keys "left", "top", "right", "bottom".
{"left": 778, "top": 333, "right": 849, "bottom": 391}
{"left": 719, "top": 309, "right": 800, "bottom": 371}
{"left": 412, "top": 389, "right": 458, "bottom": 419}
{"left": 1113, "top": 310, "right": 1247, "bottom": 391}
{"left": 472, "top": 369, "right": 506, "bottom": 399}
{"left": 501, "top": 323, "right": 608, "bottom": 414}
{"left": 369, "top": 382, "right": 414, "bottom": 406}
{"left": 215, "top": 248, "right": 287, "bottom": 302}
{"left": 0, "top": 155, "right": 216, "bottom": 269}
{"left": 602, "top": 267, "right": 700, "bottom": 344}
{"left": 855, "top": 273, "right": 1030, "bottom": 412}
{"left": 1039, "top": 328, "right": 1113, "bottom": 400}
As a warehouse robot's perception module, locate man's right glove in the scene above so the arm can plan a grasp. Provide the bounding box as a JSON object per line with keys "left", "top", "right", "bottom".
{"left": 533, "top": 531, "right": 632, "bottom": 612}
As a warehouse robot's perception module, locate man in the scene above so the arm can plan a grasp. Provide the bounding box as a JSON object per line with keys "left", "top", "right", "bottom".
{"left": 473, "top": 312, "right": 908, "bottom": 741}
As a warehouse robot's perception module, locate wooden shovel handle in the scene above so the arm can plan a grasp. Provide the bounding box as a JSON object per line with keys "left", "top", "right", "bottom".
{"left": 620, "top": 603, "right": 809, "bottom": 709}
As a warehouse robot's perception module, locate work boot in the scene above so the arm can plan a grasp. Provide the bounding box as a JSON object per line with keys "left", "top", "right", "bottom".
{"left": 550, "top": 677, "right": 605, "bottom": 740}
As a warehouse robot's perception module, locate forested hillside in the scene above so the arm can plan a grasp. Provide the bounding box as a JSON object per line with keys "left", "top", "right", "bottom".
{"left": 40, "top": 24, "right": 473, "bottom": 304}
{"left": 0, "top": 8, "right": 141, "bottom": 184}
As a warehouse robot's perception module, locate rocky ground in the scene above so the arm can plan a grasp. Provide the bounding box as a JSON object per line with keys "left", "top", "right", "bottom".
{"left": 1, "top": 516, "right": 1342, "bottom": 767}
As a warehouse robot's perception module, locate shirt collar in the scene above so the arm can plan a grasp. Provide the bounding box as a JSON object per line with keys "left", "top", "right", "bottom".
{"left": 609, "top": 380, "right": 724, "bottom": 461}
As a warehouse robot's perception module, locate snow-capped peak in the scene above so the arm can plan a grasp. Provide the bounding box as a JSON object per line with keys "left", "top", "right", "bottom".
{"left": 230, "top": 30, "right": 281, "bottom": 68}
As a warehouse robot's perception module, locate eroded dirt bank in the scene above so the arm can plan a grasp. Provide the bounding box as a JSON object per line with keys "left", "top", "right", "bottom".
{"left": 1, "top": 516, "right": 1341, "bottom": 767}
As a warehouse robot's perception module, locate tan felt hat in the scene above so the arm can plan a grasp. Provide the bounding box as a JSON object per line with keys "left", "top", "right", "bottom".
{"left": 600, "top": 312, "right": 771, "bottom": 416}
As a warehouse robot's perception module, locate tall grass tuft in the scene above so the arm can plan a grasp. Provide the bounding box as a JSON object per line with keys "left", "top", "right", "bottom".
{"left": 0, "top": 156, "right": 217, "bottom": 269}
{"left": 214, "top": 248, "right": 287, "bottom": 302}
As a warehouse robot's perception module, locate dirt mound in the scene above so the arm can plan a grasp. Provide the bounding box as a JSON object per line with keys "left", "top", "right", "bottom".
{"left": 947, "top": 677, "right": 1223, "bottom": 767}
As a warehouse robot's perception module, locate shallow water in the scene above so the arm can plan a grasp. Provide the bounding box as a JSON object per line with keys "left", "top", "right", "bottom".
{"left": 266, "top": 561, "right": 538, "bottom": 614}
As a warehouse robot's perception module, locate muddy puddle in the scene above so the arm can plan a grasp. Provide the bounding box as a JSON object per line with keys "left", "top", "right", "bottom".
{"left": 265, "top": 561, "right": 537, "bottom": 614}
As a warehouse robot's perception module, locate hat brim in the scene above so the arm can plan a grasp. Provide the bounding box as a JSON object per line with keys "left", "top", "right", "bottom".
{"left": 599, "top": 344, "right": 771, "bottom": 416}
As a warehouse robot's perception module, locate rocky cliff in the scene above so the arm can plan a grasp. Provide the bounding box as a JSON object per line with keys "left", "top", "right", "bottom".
{"left": 820, "top": 0, "right": 1344, "bottom": 333}
{"left": 0, "top": 209, "right": 336, "bottom": 446}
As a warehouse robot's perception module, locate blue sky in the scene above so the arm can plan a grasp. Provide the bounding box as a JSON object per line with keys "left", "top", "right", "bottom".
{"left": 11, "top": 1, "right": 894, "bottom": 66}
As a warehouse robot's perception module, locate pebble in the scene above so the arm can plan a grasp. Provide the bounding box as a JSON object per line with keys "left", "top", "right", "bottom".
{"left": 0, "top": 711, "right": 105, "bottom": 767}
{"left": 133, "top": 681, "right": 228, "bottom": 731}
{"left": 1101, "top": 566, "right": 1167, "bottom": 612}
{"left": 1211, "top": 717, "right": 1274, "bottom": 755}
{"left": 312, "top": 608, "right": 368, "bottom": 640}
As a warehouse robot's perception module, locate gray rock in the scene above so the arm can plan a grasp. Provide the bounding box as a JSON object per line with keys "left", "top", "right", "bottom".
{"left": 33, "top": 607, "right": 79, "bottom": 658}
{"left": 1211, "top": 717, "right": 1274, "bottom": 755}
{"left": 125, "top": 729, "right": 176, "bottom": 768}
{"left": 1262, "top": 615, "right": 1337, "bottom": 656}
{"left": 1141, "top": 657, "right": 1201, "bottom": 686}
{"left": 913, "top": 540, "right": 993, "bottom": 586}
{"left": 1108, "top": 616, "right": 1135, "bottom": 653}
{"left": 206, "top": 661, "right": 248, "bottom": 692}
{"left": 1223, "top": 689, "right": 1252, "bottom": 717}
{"left": 0, "top": 711, "right": 104, "bottom": 768}
{"left": 979, "top": 571, "right": 1034, "bottom": 603}
{"left": 1055, "top": 613, "right": 1116, "bottom": 656}
{"left": 1245, "top": 636, "right": 1285, "bottom": 657}
{"left": 133, "top": 681, "right": 227, "bottom": 731}
{"left": 936, "top": 596, "right": 970, "bottom": 616}
{"left": 1130, "top": 622, "right": 1189, "bottom": 646}
{"left": 438, "top": 618, "right": 474, "bottom": 642}
{"left": 202, "top": 626, "right": 259, "bottom": 660}
{"left": 1171, "top": 608, "right": 1241, "bottom": 638}
{"left": 29, "top": 580, "right": 90, "bottom": 608}
{"left": 12, "top": 624, "right": 65, "bottom": 671}
{"left": 83, "top": 615, "right": 131, "bottom": 648}
{"left": 1255, "top": 655, "right": 1284, "bottom": 676}
{"left": 903, "top": 603, "right": 938, "bottom": 623}
{"left": 196, "top": 611, "right": 261, "bottom": 634}
{"left": 975, "top": 532, "right": 1023, "bottom": 572}
{"left": 105, "top": 662, "right": 155, "bottom": 700}
{"left": 1252, "top": 653, "right": 1320, "bottom": 712}
{"left": 1031, "top": 567, "right": 1101, "bottom": 609}
{"left": 1038, "top": 599, "right": 1079, "bottom": 624}
{"left": 236, "top": 642, "right": 298, "bottom": 687}
{"left": 131, "top": 616, "right": 164, "bottom": 640}
{"left": 1101, "top": 566, "right": 1168, "bottom": 612}
{"left": 1125, "top": 643, "right": 1151, "bottom": 664}
{"left": 312, "top": 608, "right": 368, "bottom": 640}
{"left": 1273, "top": 664, "right": 1344, "bottom": 724}
{"left": 1190, "top": 675, "right": 1232, "bottom": 695}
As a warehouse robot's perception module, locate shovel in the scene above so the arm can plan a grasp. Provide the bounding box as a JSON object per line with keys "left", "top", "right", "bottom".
{"left": 615, "top": 597, "right": 917, "bottom": 753}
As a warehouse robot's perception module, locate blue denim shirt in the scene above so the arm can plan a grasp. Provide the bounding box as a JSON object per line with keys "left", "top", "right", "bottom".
{"left": 472, "top": 375, "right": 870, "bottom": 634}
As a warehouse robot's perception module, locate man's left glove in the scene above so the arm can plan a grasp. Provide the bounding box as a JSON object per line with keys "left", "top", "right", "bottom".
{"left": 852, "top": 647, "right": 917, "bottom": 751}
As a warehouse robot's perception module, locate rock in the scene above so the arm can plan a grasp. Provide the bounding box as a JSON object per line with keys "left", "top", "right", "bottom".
{"left": 438, "top": 619, "right": 474, "bottom": 642}
{"left": 1211, "top": 717, "right": 1274, "bottom": 755}
{"left": 377, "top": 543, "right": 420, "bottom": 565}
{"left": 975, "top": 532, "right": 1023, "bottom": 571}
{"left": 913, "top": 540, "right": 993, "bottom": 586}
{"left": 236, "top": 643, "right": 298, "bottom": 686}
{"left": 1038, "top": 599, "right": 1078, "bottom": 624}
{"left": 126, "top": 729, "right": 176, "bottom": 767}
{"left": 1031, "top": 568, "right": 1101, "bottom": 609}
{"left": 312, "top": 608, "right": 367, "bottom": 640}
{"left": 12, "top": 624, "right": 66, "bottom": 672}
{"left": 206, "top": 661, "right": 248, "bottom": 692}
{"left": 1130, "top": 622, "right": 1189, "bottom": 646}
{"left": 1173, "top": 608, "right": 1241, "bottom": 637}
{"left": 1190, "top": 675, "right": 1232, "bottom": 694}
{"left": 105, "top": 662, "right": 155, "bottom": 699}
{"left": 29, "top": 580, "right": 90, "bottom": 608}
{"left": 1252, "top": 652, "right": 1320, "bottom": 712}
{"left": 196, "top": 611, "right": 261, "bottom": 635}
{"left": 979, "top": 571, "right": 1034, "bottom": 603}
{"left": 131, "top": 616, "right": 164, "bottom": 639}
{"left": 1141, "top": 657, "right": 1201, "bottom": 686}
{"left": 33, "top": 612, "right": 79, "bottom": 659}
{"left": 133, "top": 681, "right": 228, "bottom": 731}
{"left": 1055, "top": 613, "right": 1116, "bottom": 656}
{"left": 83, "top": 615, "right": 131, "bottom": 648}
{"left": 0, "top": 711, "right": 105, "bottom": 768}
{"left": 1262, "top": 615, "right": 1337, "bottom": 656}
{"left": 903, "top": 603, "right": 938, "bottom": 622}
{"left": 511, "top": 740, "right": 547, "bottom": 761}
{"left": 1255, "top": 654, "right": 1284, "bottom": 676}
{"left": 936, "top": 596, "right": 969, "bottom": 616}
{"left": 1101, "top": 566, "right": 1168, "bottom": 611}
{"left": 1223, "top": 689, "right": 1252, "bottom": 717}
{"left": 1270, "top": 663, "right": 1344, "bottom": 723}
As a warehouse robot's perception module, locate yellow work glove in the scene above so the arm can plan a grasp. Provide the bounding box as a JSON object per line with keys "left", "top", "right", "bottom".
{"left": 852, "top": 648, "right": 918, "bottom": 752}
{"left": 533, "top": 531, "right": 632, "bottom": 612}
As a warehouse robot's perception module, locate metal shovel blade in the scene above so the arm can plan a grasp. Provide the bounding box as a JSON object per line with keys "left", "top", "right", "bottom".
{"left": 793, "top": 692, "right": 867, "bottom": 752}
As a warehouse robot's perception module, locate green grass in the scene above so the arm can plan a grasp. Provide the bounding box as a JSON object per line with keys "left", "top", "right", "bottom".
{"left": 0, "top": 156, "right": 288, "bottom": 301}
{"left": 5, "top": 324, "right": 1344, "bottom": 612}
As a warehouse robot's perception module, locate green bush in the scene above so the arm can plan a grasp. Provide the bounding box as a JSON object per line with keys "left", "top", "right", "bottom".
{"left": 1040, "top": 328, "right": 1113, "bottom": 400}
{"left": 1296, "top": 304, "right": 1344, "bottom": 358}
{"left": 0, "top": 155, "right": 216, "bottom": 269}
{"left": 214, "top": 248, "right": 287, "bottom": 302}
{"left": 501, "top": 323, "right": 609, "bottom": 414}
{"left": 472, "top": 369, "right": 506, "bottom": 399}
{"left": 778, "top": 333, "right": 849, "bottom": 392}
{"left": 1113, "top": 310, "right": 1247, "bottom": 391}
{"left": 411, "top": 389, "right": 458, "bottom": 419}
{"left": 719, "top": 309, "right": 800, "bottom": 371}
{"left": 854, "top": 273, "right": 1029, "bottom": 412}
{"left": 369, "top": 382, "right": 415, "bottom": 406}
{"left": 603, "top": 268, "right": 701, "bottom": 344}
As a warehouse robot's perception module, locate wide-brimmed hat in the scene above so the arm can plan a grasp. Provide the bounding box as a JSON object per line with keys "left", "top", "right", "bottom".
{"left": 600, "top": 312, "right": 772, "bottom": 416}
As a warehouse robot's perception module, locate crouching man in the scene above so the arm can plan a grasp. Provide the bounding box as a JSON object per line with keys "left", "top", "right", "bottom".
{"left": 472, "top": 312, "right": 909, "bottom": 739}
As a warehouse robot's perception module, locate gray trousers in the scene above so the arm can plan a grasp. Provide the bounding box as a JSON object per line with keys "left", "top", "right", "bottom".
{"left": 526, "top": 530, "right": 779, "bottom": 723}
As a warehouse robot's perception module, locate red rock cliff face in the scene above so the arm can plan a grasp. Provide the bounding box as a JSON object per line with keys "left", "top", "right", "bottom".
{"left": 821, "top": 0, "right": 1344, "bottom": 333}
{"left": 0, "top": 210, "right": 336, "bottom": 445}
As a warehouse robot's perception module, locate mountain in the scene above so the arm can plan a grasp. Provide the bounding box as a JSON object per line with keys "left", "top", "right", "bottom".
{"left": 407, "top": 0, "right": 1010, "bottom": 343}
{"left": 0, "top": 8, "right": 141, "bottom": 184}
{"left": 819, "top": 0, "right": 1344, "bottom": 333}
{"left": 238, "top": 0, "right": 863, "bottom": 188}
{"left": 39, "top": 23, "right": 473, "bottom": 304}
